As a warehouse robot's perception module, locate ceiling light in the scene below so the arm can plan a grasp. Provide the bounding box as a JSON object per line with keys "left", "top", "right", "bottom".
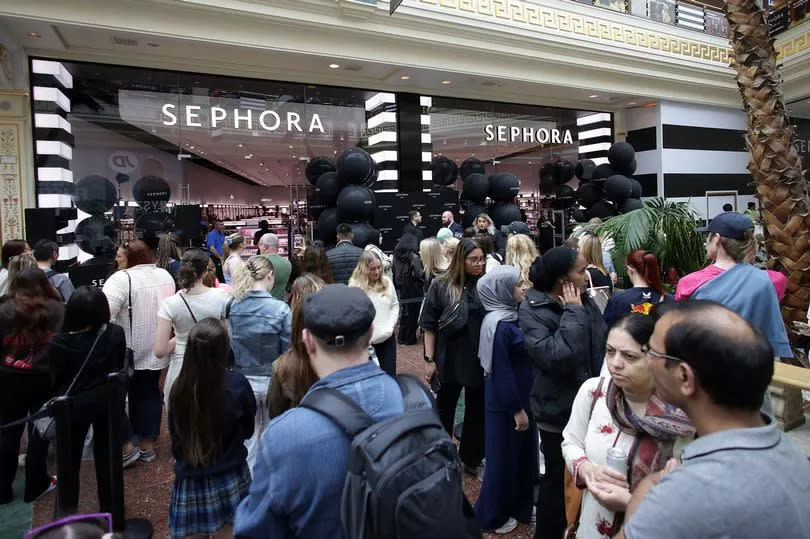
{"left": 189, "top": 146, "right": 194, "bottom": 149}
{"left": 400, "top": 75, "right": 411, "bottom": 80}
{"left": 237, "top": 143, "right": 243, "bottom": 148}
{"left": 329, "top": 63, "right": 340, "bottom": 69}
{"left": 288, "top": 145, "right": 293, "bottom": 149}
{"left": 441, "top": 80, "right": 452, "bottom": 85}
{"left": 27, "top": 32, "right": 41, "bottom": 38}
{"left": 146, "top": 42, "right": 160, "bottom": 47}
{"left": 629, "top": 102, "right": 637, "bottom": 106}
{"left": 589, "top": 94, "right": 599, "bottom": 98}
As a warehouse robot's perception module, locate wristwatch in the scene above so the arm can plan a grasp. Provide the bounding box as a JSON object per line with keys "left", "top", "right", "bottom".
{"left": 423, "top": 355, "right": 434, "bottom": 364}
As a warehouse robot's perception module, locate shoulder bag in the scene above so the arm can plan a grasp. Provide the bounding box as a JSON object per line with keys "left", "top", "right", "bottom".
{"left": 122, "top": 272, "right": 135, "bottom": 378}
{"left": 33, "top": 326, "right": 107, "bottom": 440}
{"left": 585, "top": 267, "right": 611, "bottom": 314}
{"left": 437, "top": 286, "right": 468, "bottom": 338}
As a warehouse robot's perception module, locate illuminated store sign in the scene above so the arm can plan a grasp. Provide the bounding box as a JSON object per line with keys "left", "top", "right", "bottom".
{"left": 161, "top": 104, "right": 325, "bottom": 133}
{"left": 483, "top": 124, "right": 573, "bottom": 145}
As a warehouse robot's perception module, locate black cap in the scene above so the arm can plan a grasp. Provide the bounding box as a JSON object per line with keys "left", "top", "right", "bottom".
{"left": 302, "top": 284, "right": 375, "bottom": 347}
{"left": 501, "top": 221, "right": 531, "bottom": 236}
{"left": 696, "top": 212, "right": 753, "bottom": 241}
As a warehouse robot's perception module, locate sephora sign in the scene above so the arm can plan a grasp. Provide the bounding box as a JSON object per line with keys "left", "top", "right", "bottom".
{"left": 484, "top": 124, "right": 574, "bottom": 145}
{"left": 160, "top": 104, "right": 325, "bottom": 133}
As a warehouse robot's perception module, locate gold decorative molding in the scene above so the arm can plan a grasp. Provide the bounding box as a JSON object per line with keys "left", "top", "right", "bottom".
{"left": 420, "top": 0, "right": 731, "bottom": 65}
{"left": 776, "top": 30, "right": 810, "bottom": 61}
{"left": 0, "top": 124, "right": 24, "bottom": 243}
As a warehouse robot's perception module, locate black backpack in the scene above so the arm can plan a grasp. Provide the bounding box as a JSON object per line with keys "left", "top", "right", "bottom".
{"left": 300, "top": 375, "right": 480, "bottom": 539}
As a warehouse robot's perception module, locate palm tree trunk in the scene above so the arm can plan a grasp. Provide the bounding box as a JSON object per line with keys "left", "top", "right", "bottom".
{"left": 724, "top": 0, "right": 810, "bottom": 327}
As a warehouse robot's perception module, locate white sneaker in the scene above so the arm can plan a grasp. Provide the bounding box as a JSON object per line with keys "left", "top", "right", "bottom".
{"left": 493, "top": 517, "right": 518, "bottom": 535}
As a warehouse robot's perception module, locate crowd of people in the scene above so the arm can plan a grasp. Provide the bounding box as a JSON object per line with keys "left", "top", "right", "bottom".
{"left": 1, "top": 207, "right": 809, "bottom": 539}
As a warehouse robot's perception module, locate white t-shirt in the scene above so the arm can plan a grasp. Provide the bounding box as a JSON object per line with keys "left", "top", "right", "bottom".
{"left": 158, "top": 288, "right": 232, "bottom": 363}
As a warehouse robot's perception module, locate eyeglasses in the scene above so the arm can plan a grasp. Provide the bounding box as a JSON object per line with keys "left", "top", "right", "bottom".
{"left": 641, "top": 344, "right": 684, "bottom": 363}
{"left": 466, "top": 256, "right": 485, "bottom": 264}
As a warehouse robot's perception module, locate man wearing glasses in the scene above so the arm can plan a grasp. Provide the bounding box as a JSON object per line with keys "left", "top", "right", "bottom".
{"left": 614, "top": 300, "right": 810, "bottom": 539}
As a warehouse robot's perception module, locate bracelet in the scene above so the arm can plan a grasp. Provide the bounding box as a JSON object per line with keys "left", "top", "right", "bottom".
{"left": 423, "top": 355, "right": 434, "bottom": 364}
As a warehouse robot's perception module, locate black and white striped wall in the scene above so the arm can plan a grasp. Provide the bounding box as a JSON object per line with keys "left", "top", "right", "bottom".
{"left": 32, "top": 59, "right": 79, "bottom": 264}
{"left": 365, "top": 92, "right": 399, "bottom": 193}
{"left": 624, "top": 101, "right": 754, "bottom": 219}
{"left": 577, "top": 112, "right": 612, "bottom": 165}
{"left": 421, "top": 96, "right": 433, "bottom": 192}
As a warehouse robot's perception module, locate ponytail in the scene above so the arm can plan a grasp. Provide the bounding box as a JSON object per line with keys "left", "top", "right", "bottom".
{"left": 222, "top": 234, "right": 244, "bottom": 259}
{"left": 627, "top": 250, "right": 665, "bottom": 296}
{"left": 178, "top": 248, "right": 210, "bottom": 291}
{"left": 231, "top": 255, "right": 274, "bottom": 300}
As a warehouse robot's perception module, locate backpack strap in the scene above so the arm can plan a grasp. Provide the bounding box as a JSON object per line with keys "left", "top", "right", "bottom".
{"left": 300, "top": 387, "right": 375, "bottom": 437}
{"left": 395, "top": 375, "right": 434, "bottom": 412}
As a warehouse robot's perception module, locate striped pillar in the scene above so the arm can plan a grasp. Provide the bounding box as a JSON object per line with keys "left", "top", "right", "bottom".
{"left": 625, "top": 105, "right": 661, "bottom": 198}
{"left": 365, "top": 92, "right": 398, "bottom": 193}
{"left": 31, "top": 59, "right": 78, "bottom": 264}
{"left": 677, "top": 3, "right": 706, "bottom": 33}
{"left": 577, "top": 113, "right": 612, "bottom": 165}
{"left": 420, "top": 96, "right": 433, "bottom": 192}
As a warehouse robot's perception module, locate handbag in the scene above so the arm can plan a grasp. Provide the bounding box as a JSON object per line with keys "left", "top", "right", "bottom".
{"left": 437, "top": 286, "right": 468, "bottom": 337}
{"left": 563, "top": 377, "right": 605, "bottom": 539}
{"left": 585, "top": 267, "right": 611, "bottom": 314}
{"left": 33, "top": 326, "right": 107, "bottom": 441}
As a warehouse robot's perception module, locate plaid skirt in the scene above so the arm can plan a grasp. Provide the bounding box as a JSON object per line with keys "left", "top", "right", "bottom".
{"left": 169, "top": 462, "right": 251, "bottom": 538}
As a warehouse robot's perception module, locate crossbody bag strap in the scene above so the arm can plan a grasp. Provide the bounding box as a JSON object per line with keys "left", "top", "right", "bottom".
{"left": 178, "top": 293, "right": 198, "bottom": 323}
{"left": 126, "top": 271, "right": 133, "bottom": 336}
{"left": 589, "top": 377, "right": 605, "bottom": 418}
{"left": 63, "top": 325, "right": 107, "bottom": 396}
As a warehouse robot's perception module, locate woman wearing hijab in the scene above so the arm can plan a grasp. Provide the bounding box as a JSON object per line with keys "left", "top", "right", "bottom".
{"left": 474, "top": 265, "right": 535, "bottom": 534}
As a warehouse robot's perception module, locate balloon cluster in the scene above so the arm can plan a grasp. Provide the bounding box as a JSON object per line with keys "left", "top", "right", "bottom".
{"left": 310, "top": 148, "right": 380, "bottom": 247}
{"left": 571, "top": 142, "right": 644, "bottom": 222}
{"left": 132, "top": 176, "right": 173, "bottom": 249}
{"left": 72, "top": 175, "right": 119, "bottom": 257}
{"left": 458, "top": 158, "right": 522, "bottom": 228}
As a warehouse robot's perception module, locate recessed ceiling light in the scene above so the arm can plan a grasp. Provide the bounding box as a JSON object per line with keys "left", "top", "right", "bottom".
{"left": 189, "top": 145, "right": 194, "bottom": 149}
{"left": 400, "top": 75, "right": 411, "bottom": 80}
{"left": 629, "top": 102, "right": 637, "bottom": 105}
{"left": 441, "top": 80, "right": 452, "bottom": 85}
{"left": 237, "top": 143, "right": 243, "bottom": 148}
{"left": 146, "top": 42, "right": 160, "bottom": 47}
{"left": 589, "top": 94, "right": 599, "bottom": 98}
{"left": 329, "top": 63, "right": 340, "bottom": 69}
{"left": 27, "top": 32, "right": 41, "bottom": 38}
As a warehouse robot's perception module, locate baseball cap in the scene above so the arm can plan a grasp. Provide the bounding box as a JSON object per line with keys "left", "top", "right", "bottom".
{"left": 696, "top": 212, "right": 754, "bottom": 240}
{"left": 302, "top": 284, "right": 375, "bottom": 347}
{"left": 500, "top": 221, "right": 531, "bottom": 236}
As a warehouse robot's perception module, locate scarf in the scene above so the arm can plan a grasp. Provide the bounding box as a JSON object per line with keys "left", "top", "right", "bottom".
{"left": 606, "top": 381, "right": 695, "bottom": 490}
{"left": 477, "top": 265, "right": 520, "bottom": 376}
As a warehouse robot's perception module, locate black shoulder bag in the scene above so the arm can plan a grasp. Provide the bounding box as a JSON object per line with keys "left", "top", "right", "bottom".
{"left": 122, "top": 272, "right": 135, "bottom": 378}
{"left": 437, "top": 286, "right": 468, "bottom": 338}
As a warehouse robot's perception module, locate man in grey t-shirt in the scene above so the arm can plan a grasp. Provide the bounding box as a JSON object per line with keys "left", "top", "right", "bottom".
{"left": 611, "top": 300, "right": 810, "bottom": 539}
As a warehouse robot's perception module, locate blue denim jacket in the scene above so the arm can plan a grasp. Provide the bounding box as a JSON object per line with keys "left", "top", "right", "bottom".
{"left": 234, "top": 361, "right": 405, "bottom": 538}
{"left": 227, "top": 290, "right": 291, "bottom": 376}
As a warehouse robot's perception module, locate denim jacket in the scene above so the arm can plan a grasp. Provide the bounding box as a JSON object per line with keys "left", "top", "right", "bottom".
{"left": 227, "top": 290, "right": 292, "bottom": 377}
{"left": 234, "top": 361, "right": 405, "bottom": 538}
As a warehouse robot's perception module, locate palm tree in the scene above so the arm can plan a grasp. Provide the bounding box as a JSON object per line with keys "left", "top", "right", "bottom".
{"left": 724, "top": 1, "right": 810, "bottom": 326}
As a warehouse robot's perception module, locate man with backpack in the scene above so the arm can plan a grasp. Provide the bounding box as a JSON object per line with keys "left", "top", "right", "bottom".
{"left": 235, "top": 284, "right": 479, "bottom": 538}
{"left": 33, "top": 239, "right": 74, "bottom": 301}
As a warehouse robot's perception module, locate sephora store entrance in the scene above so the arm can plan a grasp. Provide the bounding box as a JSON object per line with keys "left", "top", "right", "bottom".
{"left": 29, "top": 59, "right": 610, "bottom": 262}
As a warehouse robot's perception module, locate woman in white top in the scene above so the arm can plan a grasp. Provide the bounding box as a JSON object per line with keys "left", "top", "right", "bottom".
{"left": 222, "top": 234, "right": 245, "bottom": 285}
{"left": 561, "top": 313, "right": 694, "bottom": 539}
{"left": 156, "top": 248, "right": 231, "bottom": 414}
{"left": 349, "top": 250, "right": 400, "bottom": 375}
{"left": 102, "top": 240, "right": 175, "bottom": 464}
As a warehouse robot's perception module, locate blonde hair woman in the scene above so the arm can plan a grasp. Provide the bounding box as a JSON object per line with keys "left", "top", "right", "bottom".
{"left": 505, "top": 234, "right": 539, "bottom": 283}
{"left": 420, "top": 237, "right": 448, "bottom": 291}
{"left": 442, "top": 237, "right": 460, "bottom": 262}
{"left": 349, "top": 251, "right": 400, "bottom": 375}
{"left": 222, "top": 233, "right": 245, "bottom": 285}
{"left": 228, "top": 255, "right": 291, "bottom": 469}
{"left": 474, "top": 213, "right": 507, "bottom": 255}
{"left": 6, "top": 253, "right": 38, "bottom": 291}
{"left": 580, "top": 233, "right": 613, "bottom": 293}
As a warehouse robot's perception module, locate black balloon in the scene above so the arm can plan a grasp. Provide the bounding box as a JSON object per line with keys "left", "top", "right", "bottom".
{"left": 315, "top": 171, "right": 340, "bottom": 207}
{"left": 608, "top": 142, "right": 635, "bottom": 168}
{"left": 575, "top": 160, "right": 596, "bottom": 182}
{"left": 553, "top": 160, "right": 575, "bottom": 185}
{"left": 490, "top": 173, "right": 520, "bottom": 202}
{"left": 539, "top": 175, "right": 556, "bottom": 195}
{"left": 75, "top": 215, "right": 118, "bottom": 256}
{"left": 73, "top": 175, "right": 117, "bottom": 215}
{"left": 538, "top": 162, "right": 555, "bottom": 182}
{"left": 616, "top": 157, "right": 637, "bottom": 177}
{"left": 135, "top": 211, "right": 173, "bottom": 250}
{"left": 431, "top": 156, "right": 459, "bottom": 186}
{"left": 577, "top": 183, "right": 603, "bottom": 209}
{"left": 460, "top": 158, "right": 486, "bottom": 180}
{"left": 491, "top": 203, "right": 521, "bottom": 228}
{"left": 462, "top": 173, "right": 490, "bottom": 204}
{"left": 556, "top": 185, "right": 577, "bottom": 209}
{"left": 132, "top": 176, "right": 170, "bottom": 203}
{"left": 349, "top": 222, "right": 380, "bottom": 248}
{"left": 620, "top": 198, "right": 644, "bottom": 214}
{"left": 463, "top": 203, "right": 487, "bottom": 228}
{"left": 572, "top": 208, "right": 589, "bottom": 223}
{"left": 337, "top": 185, "right": 375, "bottom": 223}
{"left": 629, "top": 178, "right": 643, "bottom": 199}
{"left": 317, "top": 207, "right": 340, "bottom": 245}
{"left": 605, "top": 175, "right": 633, "bottom": 203}
{"left": 306, "top": 157, "right": 336, "bottom": 186}
{"left": 337, "top": 147, "right": 376, "bottom": 187}
{"left": 590, "top": 200, "right": 617, "bottom": 219}
{"left": 591, "top": 163, "right": 615, "bottom": 180}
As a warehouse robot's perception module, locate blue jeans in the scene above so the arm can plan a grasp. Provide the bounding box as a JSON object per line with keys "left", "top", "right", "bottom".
{"left": 121, "top": 369, "right": 162, "bottom": 443}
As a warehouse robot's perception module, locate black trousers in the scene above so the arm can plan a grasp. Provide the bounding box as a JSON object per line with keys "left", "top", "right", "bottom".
{"left": 398, "top": 301, "right": 420, "bottom": 345}
{"left": 436, "top": 382, "right": 484, "bottom": 469}
{"left": 535, "top": 429, "right": 566, "bottom": 539}
{"left": 372, "top": 336, "right": 397, "bottom": 376}
{"left": 121, "top": 369, "right": 163, "bottom": 443}
{"left": 0, "top": 372, "right": 52, "bottom": 503}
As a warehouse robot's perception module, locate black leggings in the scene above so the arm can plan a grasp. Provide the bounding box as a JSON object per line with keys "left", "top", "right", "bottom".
{"left": 535, "top": 429, "right": 566, "bottom": 539}
{"left": 372, "top": 336, "right": 397, "bottom": 376}
{"left": 435, "top": 383, "right": 485, "bottom": 469}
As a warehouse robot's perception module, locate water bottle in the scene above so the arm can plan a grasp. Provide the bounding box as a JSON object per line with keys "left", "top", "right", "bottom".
{"left": 605, "top": 447, "right": 628, "bottom": 475}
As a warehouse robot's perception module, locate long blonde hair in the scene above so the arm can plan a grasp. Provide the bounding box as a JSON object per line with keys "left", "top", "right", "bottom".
{"left": 505, "top": 234, "right": 539, "bottom": 281}
{"left": 474, "top": 213, "right": 496, "bottom": 236}
{"left": 442, "top": 237, "right": 460, "bottom": 261}
{"left": 231, "top": 255, "right": 274, "bottom": 300}
{"left": 349, "top": 251, "right": 393, "bottom": 297}
{"left": 8, "top": 253, "right": 38, "bottom": 288}
{"left": 579, "top": 234, "right": 609, "bottom": 277}
{"left": 420, "top": 238, "right": 448, "bottom": 277}
{"left": 222, "top": 233, "right": 245, "bottom": 258}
